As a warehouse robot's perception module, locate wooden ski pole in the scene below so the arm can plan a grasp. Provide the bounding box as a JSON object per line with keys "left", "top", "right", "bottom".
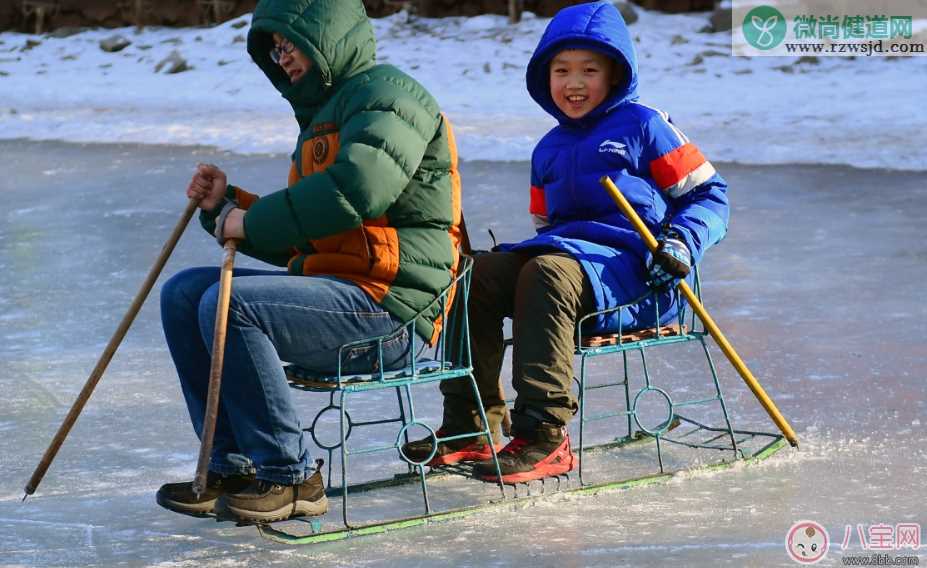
{"left": 459, "top": 215, "right": 513, "bottom": 438}
{"left": 599, "top": 176, "right": 799, "bottom": 448}
{"left": 192, "top": 239, "right": 238, "bottom": 497}
{"left": 24, "top": 198, "right": 200, "bottom": 500}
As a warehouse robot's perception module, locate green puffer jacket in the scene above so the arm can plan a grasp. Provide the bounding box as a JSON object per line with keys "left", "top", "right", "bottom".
{"left": 202, "top": 0, "right": 463, "bottom": 342}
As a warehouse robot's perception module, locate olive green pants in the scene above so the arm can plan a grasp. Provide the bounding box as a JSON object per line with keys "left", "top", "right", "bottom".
{"left": 441, "top": 251, "right": 595, "bottom": 437}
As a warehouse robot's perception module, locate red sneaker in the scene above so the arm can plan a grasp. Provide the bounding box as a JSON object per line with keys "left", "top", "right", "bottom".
{"left": 474, "top": 425, "right": 575, "bottom": 483}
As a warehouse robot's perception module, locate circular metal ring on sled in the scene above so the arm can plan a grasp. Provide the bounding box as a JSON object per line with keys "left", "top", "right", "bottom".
{"left": 309, "top": 404, "right": 353, "bottom": 451}
{"left": 630, "top": 386, "right": 675, "bottom": 436}
{"left": 395, "top": 421, "right": 437, "bottom": 466}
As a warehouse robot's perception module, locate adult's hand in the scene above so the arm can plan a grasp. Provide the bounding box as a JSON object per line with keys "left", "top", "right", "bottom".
{"left": 186, "top": 163, "right": 228, "bottom": 211}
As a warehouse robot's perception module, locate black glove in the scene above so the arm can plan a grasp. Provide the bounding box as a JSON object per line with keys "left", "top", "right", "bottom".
{"left": 646, "top": 234, "right": 691, "bottom": 289}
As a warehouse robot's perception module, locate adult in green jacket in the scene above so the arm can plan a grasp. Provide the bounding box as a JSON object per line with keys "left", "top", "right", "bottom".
{"left": 156, "top": 0, "right": 462, "bottom": 524}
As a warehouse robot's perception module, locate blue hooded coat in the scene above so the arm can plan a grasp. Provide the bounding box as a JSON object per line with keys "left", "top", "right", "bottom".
{"left": 498, "top": 1, "right": 730, "bottom": 332}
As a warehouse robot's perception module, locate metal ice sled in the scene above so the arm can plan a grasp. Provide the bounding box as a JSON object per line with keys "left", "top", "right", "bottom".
{"left": 236, "top": 250, "right": 788, "bottom": 544}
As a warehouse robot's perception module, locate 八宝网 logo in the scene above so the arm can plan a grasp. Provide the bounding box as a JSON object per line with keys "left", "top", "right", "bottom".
{"left": 786, "top": 520, "right": 829, "bottom": 564}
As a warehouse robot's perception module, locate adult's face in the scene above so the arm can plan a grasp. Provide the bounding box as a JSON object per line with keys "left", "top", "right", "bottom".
{"left": 272, "top": 32, "right": 312, "bottom": 84}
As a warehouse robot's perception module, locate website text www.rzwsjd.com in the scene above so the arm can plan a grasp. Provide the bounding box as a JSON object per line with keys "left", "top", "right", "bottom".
{"left": 784, "top": 39, "right": 926, "bottom": 55}
{"left": 842, "top": 553, "right": 920, "bottom": 566}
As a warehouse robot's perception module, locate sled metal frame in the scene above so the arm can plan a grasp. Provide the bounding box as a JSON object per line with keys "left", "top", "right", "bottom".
{"left": 574, "top": 266, "right": 741, "bottom": 484}
{"left": 283, "top": 255, "right": 505, "bottom": 528}
{"left": 253, "top": 263, "right": 787, "bottom": 544}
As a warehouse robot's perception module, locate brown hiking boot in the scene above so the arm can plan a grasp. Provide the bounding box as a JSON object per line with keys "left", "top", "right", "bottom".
{"left": 156, "top": 471, "right": 254, "bottom": 517}
{"left": 473, "top": 422, "right": 574, "bottom": 483}
{"left": 214, "top": 469, "right": 328, "bottom": 523}
{"left": 401, "top": 428, "right": 503, "bottom": 467}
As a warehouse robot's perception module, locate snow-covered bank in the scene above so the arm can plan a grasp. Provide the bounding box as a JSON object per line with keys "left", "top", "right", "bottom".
{"left": 0, "top": 8, "right": 924, "bottom": 170}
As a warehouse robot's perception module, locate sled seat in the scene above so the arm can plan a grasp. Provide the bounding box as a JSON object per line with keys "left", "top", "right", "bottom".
{"left": 283, "top": 255, "right": 504, "bottom": 527}
{"left": 579, "top": 322, "right": 687, "bottom": 347}
{"left": 285, "top": 359, "right": 444, "bottom": 390}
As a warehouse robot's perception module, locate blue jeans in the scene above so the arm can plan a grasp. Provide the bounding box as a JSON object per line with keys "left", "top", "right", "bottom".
{"left": 160, "top": 267, "right": 411, "bottom": 485}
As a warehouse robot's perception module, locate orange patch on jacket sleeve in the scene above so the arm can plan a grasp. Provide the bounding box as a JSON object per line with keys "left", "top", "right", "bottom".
{"left": 232, "top": 186, "right": 260, "bottom": 210}
{"left": 649, "top": 143, "right": 706, "bottom": 191}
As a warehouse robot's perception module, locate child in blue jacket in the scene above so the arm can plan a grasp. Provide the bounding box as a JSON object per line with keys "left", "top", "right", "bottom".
{"left": 404, "top": 1, "right": 730, "bottom": 483}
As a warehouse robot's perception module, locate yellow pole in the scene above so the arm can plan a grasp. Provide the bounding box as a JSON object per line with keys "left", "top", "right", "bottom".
{"left": 599, "top": 176, "right": 798, "bottom": 447}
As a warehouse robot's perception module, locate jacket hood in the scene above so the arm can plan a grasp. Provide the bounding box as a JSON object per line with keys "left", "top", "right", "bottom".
{"left": 526, "top": 1, "right": 639, "bottom": 127}
{"left": 247, "top": 0, "right": 376, "bottom": 127}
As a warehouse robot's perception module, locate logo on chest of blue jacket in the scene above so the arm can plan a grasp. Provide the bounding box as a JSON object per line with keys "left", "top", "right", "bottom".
{"left": 599, "top": 139, "right": 628, "bottom": 157}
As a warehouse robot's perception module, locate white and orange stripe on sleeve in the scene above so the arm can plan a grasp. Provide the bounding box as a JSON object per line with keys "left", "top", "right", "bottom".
{"left": 650, "top": 143, "right": 717, "bottom": 199}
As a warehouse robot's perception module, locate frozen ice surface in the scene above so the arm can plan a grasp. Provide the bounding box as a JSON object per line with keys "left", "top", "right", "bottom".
{"left": 1, "top": 141, "right": 925, "bottom": 566}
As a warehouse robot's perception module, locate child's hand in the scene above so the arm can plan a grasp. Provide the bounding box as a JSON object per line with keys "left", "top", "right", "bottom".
{"left": 647, "top": 236, "right": 691, "bottom": 289}
{"left": 187, "top": 163, "right": 228, "bottom": 211}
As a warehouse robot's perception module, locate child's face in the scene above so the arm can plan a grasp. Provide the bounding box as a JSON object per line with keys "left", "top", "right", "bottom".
{"left": 549, "top": 49, "right": 620, "bottom": 119}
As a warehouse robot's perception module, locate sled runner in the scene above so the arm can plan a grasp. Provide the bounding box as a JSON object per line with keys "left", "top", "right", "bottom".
{"left": 255, "top": 431, "right": 785, "bottom": 545}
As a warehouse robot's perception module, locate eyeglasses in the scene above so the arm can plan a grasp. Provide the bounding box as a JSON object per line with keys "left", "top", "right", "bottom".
{"left": 270, "top": 39, "right": 295, "bottom": 64}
